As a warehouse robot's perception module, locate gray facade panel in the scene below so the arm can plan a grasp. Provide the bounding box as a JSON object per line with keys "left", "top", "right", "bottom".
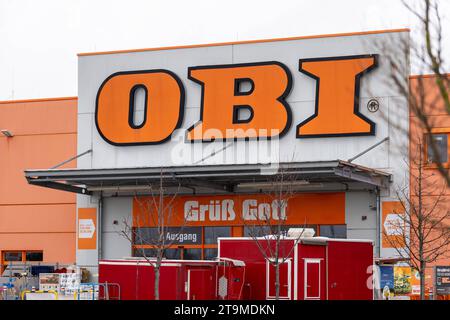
{"left": 101, "top": 197, "right": 132, "bottom": 259}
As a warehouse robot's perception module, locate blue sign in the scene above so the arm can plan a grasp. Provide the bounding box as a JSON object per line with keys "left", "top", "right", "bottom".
{"left": 380, "top": 266, "right": 394, "bottom": 289}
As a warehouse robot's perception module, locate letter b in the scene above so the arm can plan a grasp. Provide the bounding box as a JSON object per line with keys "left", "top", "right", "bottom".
{"left": 186, "top": 62, "right": 292, "bottom": 141}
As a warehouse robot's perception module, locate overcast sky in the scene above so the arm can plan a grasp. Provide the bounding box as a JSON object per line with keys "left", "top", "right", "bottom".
{"left": 0, "top": 0, "right": 449, "bottom": 101}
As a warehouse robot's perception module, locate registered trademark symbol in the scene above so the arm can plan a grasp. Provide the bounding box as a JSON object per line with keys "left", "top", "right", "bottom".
{"left": 367, "top": 99, "right": 379, "bottom": 113}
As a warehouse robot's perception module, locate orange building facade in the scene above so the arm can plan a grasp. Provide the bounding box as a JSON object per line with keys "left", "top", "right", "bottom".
{"left": 1, "top": 81, "right": 447, "bottom": 283}
{"left": 409, "top": 74, "right": 450, "bottom": 293}
{"left": 0, "top": 97, "right": 77, "bottom": 272}
{"left": 0, "top": 31, "right": 447, "bottom": 300}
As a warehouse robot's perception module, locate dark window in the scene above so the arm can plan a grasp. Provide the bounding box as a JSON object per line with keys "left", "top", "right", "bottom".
{"left": 182, "top": 248, "right": 202, "bottom": 260}
{"left": 427, "top": 134, "right": 448, "bottom": 163}
{"left": 133, "top": 228, "right": 159, "bottom": 245}
{"left": 204, "top": 248, "right": 218, "bottom": 260}
{"left": 165, "top": 249, "right": 182, "bottom": 260}
{"left": 133, "top": 248, "right": 155, "bottom": 257}
{"left": 244, "top": 225, "right": 272, "bottom": 237}
{"left": 132, "top": 248, "right": 182, "bottom": 260}
{"left": 4, "top": 252, "right": 22, "bottom": 261}
{"left": 26, "top": 251, "right": 43, "bottom": 261}
{"left": 205, "top": 227, "right": 231, "bottom": 244}
{"left": 319, "top": 225, "right": 347, "bottom": 239}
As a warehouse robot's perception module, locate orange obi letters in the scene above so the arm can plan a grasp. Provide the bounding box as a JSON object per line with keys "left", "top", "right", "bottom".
{"left": 297, "top": 55, "right": 377, "bottom": 137}
{"left": 95, "top": 55, "right": 378, "bottom": 145}
{"left": 186, "top": 62, "right": 292, "bottom": 141}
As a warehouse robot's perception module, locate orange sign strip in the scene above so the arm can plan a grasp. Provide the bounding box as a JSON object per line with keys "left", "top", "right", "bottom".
{"left": 133, "top": 192, "right": 345, "bottom": 227}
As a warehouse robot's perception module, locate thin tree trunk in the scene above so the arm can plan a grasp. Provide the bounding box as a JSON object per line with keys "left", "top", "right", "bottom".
{"left": 275, "top": 239, "right": 280, "bottom": 300}
{"left": 154, "top": 175, "right": 164, "bottom": 301}
{"left": 275, "top": 262, "right": 280, "bottom": 300}
{"left": 420, "top": 261, "right": 426, "bottom": 300}
{"left": 154, "top": 265, "right": 160, "bottom": 300}
{"left": 154, "top": 250, "right": 163, "bottom": 300}
{"left": 418, "top": 150, "right": 425, "bottom": 301}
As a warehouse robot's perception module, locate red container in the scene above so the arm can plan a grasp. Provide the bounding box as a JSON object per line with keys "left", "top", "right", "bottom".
{"left": 98, "top": 258, "right": 245, "bottom": 300}
{"left": 99, "top": 236, "right": 373, "bottom": 300}
{"left": 218, "top": 237, "right": 374, "bottom": 300}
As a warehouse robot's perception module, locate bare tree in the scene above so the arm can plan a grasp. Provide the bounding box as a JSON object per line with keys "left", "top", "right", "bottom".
{"left": 371, "top": 0, "right": 450, "bottom": 301}
{"left": 118, "top": 171, "right": 191, "bottom": 300}
{"left": 383, "top": 140, "right": 450, "bottom": 300}
{"left": 384, "top": 0, "right": 450, "bottom": 186}
{"left": 242, "top": 168, "right": 308, "bottom": 300}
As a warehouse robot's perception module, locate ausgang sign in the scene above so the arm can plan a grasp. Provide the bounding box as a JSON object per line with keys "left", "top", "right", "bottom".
{"left": 95, "top": 55, "right": 377, "bottom": 145}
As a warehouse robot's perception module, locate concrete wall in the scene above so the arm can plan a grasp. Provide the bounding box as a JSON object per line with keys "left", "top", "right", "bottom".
{"left": 345, "top": 191, "right": 378, "bottom": 254}
{"left": 76, "top": 195, "right": 133, "bottom": 280}
{"left": 76, "top": 194, "right": 99, "bottom": 279}
{"left": 101, "top": 197, "right": 132, "bottom": 260}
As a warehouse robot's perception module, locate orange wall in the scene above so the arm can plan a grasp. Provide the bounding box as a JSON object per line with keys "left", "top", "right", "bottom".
{"left": 0, "top": 97, "right": 77, "bottom": 264}
{"left": 409, "top": 75, "right": 450, "bottom": 289}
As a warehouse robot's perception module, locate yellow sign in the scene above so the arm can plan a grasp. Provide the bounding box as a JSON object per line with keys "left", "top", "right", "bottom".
{"left": 394, "top": 266, "right": 412, "bottom": 294}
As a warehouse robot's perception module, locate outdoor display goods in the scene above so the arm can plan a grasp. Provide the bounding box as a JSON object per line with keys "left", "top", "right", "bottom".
{"left": 39, "top": 273, "right": 60, "bottom": 292}
{"left": 410, "top": 270, "right": 421, "bottom": 296}
{"left": 380, "top": 266, "right": 394, "bottom": 299}
{"left": 39, "top": 272, "right": 81, "bottom": 297}
{"left": 393, "top": 267, "right": 412, "bottom": 295}
{"left": 380, "top": 266, "right": 394, "bottom": 289}
{"left": 76, "top": 284, "right": 100, "bottom": 300}
{"left": 23, "top": 292, "right": 58, "bottom": 300}
{"left": 99, "top": 236, "right": 373, "bottom": 300}
{"left": 435, "top": 266, "right": 450, "bottom": 295}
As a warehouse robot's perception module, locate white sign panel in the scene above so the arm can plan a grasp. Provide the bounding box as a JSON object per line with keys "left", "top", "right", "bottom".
{"left": 78, "top": 219, "right": 96, "bottom": 239}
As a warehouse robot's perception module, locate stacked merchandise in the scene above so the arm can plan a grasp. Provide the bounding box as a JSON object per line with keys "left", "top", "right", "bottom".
{"left": 39, "top": 267, "right": 82, "bottom": 299}
{"left": 76, "top": 283, "right": 99, "bottom": 300}
{"left": 39, "top": 273, "right": 60, "bottom": 292}
{"left": 59, "top": 273, "right": 81, "bottom": 297}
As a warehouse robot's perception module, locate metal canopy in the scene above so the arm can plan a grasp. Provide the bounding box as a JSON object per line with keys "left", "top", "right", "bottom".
{"left": 24, "top": 160, "right": 392, "bottom": 196}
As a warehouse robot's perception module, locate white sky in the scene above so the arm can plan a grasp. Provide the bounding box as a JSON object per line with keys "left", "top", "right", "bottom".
{"left": 0, "top": 0, "right": 449, "bottom": 101}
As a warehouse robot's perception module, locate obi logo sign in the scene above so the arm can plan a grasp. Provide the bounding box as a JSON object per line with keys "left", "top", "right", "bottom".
{"left": 95, "top": 55, "right": 377, "bottom": 145}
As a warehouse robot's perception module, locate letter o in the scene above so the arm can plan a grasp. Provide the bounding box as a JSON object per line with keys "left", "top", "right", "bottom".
{"left": 96, "top": 69, "right": 185, "bottom": 145}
